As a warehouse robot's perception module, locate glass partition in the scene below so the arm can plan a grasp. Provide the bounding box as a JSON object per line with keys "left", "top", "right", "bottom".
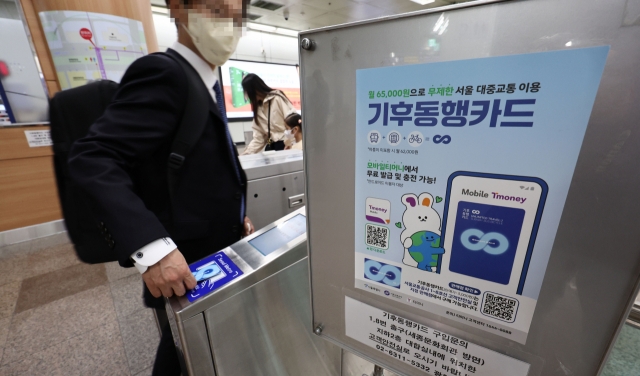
{"left": 0, "top": 0, "right": 49, "bottom": 125}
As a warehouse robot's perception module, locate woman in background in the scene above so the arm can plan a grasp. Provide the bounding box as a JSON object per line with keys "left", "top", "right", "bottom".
{"left": 284, "top": 113, "right": 303, "bottom": 150}
{"left": 241, "top": 74, "right": 296, "bottom": 154}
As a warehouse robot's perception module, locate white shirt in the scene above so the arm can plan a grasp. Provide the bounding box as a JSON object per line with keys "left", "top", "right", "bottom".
{"left": 131, "top": 42, "right": 219, "bottom": 273}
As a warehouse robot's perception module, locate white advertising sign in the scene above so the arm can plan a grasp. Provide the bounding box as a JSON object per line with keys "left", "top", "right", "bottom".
{"left": 345, "top": 297, "right": 530, "bottom": 376}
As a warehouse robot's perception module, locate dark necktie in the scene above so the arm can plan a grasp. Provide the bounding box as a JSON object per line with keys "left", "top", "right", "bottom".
{"left": 213, "top": 81, "right": 245, "bottom": 222}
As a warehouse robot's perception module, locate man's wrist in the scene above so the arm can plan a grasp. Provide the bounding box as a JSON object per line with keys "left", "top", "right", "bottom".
{"left": 131, "top": 237, "right": 177, "bottom": 274}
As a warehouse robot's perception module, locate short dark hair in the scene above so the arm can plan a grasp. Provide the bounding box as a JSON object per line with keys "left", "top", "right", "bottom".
{"left": 166, "top": 0, "right": 187, "bottom": 6}
{"left": 165, "top": 0, "right": 249, "bottom": 11}
{"left": 165, "top": 0, "right": 249, "bottom": 30}
{"left": 164, "top": 0, "right": 251, "bottom": 28}
{"left": 285, "top": 113, "right": 302, "bottom": 133}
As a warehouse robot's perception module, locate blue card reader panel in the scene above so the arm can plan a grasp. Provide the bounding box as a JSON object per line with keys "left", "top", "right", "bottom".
{"left": 192, "top": 263, "right": 222, "bottom": 282}
{"left": 187, "top": 251, "right": 244, "bottom": 303}
{"left": 248, "top": 214, "right": 307, "bottom": 256}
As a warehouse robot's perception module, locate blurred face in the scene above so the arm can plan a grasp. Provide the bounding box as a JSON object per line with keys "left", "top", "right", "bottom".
{"left": 169, "top": 0, "right": 245, "bottom": 66}
{"left": 169, "top": 0, "right": 244, "bottom": 27}
{"left": 285, "top": 124, "right": 300, "bottom": 137}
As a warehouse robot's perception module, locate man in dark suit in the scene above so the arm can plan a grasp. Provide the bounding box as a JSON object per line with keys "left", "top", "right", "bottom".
{"left": 68, "top": 1, "right": 251, "bottom": 374}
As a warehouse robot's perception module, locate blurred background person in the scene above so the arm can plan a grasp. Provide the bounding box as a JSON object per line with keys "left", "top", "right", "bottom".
{"left": 241, "top": 73, "right": 296, "bottom": 154}
{"left": 284, "top": 112, "right": 303, "bottom": 150}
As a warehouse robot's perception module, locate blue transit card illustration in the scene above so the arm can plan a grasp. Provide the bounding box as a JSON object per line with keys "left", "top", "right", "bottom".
{"left": 192, "top": 263, "right": 222, "bottom": 282}
{"left": 187, "top": 251, "right": 243, "bottom": 303}
{"left": 449, "top": 201, "right": 525, "bottom": 285}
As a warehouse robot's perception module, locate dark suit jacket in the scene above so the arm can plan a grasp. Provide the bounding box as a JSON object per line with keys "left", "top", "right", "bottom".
{"left": 68, "top": 49, "right": 247, "bottom": 267}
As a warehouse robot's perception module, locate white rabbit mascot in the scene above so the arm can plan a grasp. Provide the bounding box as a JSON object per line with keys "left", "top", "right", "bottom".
{"left": 400, "top": 193, "right": 444, "bottom": 272}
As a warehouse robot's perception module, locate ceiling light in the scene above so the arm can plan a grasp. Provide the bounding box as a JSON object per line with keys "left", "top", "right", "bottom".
{"left": 565, "top": 41, "right": 573, "bottom": 47}
{"left": 247, "top": 22, "right": 276, "bottom": 32}
{"left": 275, "top": 28, "right": 299, "bottom": 37}
{"left": 411, "top": 0, "right": 436, "bottom": 5}
{"left": 433, "top": 14, "right": 444, "bottom": 32}
{"left": 251, "top": 0, "right": 284, "bottom": 11}
{"left": 438, "top": 19, "right": 449, "bottom": 35}
{"left": 247, "top": 23, "right": 299, "bottom": 37}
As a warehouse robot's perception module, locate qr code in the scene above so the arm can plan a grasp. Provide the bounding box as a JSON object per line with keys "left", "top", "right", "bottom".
{"left": 481, "top": 292, "right": 519, "bottom": 323}
{"left": 365, "top": 224, "right": 389, "bottom": 250}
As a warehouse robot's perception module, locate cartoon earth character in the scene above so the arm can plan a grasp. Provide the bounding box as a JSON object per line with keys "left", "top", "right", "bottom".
{"left": 407, "top": 231, "right": 445, "bottom": 271}
{"left": 400, "top": 192, "right": 445, "bottom": 272}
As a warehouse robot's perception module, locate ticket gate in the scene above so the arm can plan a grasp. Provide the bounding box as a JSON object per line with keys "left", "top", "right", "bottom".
{"left": 239, "top": 150, "right": 305, "bottom": 230}
{"left": 165, "top": 208, "right": 341, "bottom": 376}
{"left": 163, "top": 207, "right": 640, "bottom": 376}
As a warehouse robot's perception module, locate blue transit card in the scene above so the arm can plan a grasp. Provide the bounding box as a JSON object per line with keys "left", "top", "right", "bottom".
{"left": 187, "top": 251, "right": 244, "bottom": 303}
{"left": 449, "top": 201, "right": 525, "bottom": 285}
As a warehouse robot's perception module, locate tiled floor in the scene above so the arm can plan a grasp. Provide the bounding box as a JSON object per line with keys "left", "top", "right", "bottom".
{"left": 601, "top": 324, "right": 640, "bottom": 376}
{"left": 0, "top": 240, "right": 159, "bottom": 376}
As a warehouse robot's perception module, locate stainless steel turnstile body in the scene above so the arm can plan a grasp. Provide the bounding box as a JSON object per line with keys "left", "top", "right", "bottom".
{"left": 239, "top": 150, "right": 305, "bottom": 230}
{"left": 166, "top": 208, "right": 341, "bottom": 376}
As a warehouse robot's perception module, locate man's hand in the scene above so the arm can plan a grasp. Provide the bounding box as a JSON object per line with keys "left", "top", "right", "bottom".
{"left": 243, "top": 216, "right": 255, "bottom": 237}
{"left": 142, "top": 249, "right": 197, "bottom": 298}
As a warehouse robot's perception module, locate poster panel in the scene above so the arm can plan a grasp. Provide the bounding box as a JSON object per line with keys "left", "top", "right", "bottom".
{"left": 39, "top": 11, "right": 148, "bottom": 90}
{"left": 354, "top": 47, "right": 608, "bottom": 343}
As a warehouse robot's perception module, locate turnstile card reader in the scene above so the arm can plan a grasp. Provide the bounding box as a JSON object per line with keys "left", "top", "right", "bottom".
{"left": 166, "top": 207, "right": 341, "bottom": 376}
{"left": 187, "top": 252, "right": 243, "bottom": 303}
{"left": 239, "top": 150, "right": 305, "bottom": 230}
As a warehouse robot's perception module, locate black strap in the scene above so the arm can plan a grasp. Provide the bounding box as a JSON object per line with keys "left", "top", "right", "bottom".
{"left": 162, "top": 53, "right": 210, "bottom": 197}
{"left": 267, "top": 100, "right": 272, "bottom": 145}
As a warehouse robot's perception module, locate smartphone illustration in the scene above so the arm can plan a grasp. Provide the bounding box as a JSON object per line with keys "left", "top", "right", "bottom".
{"left": 439, "top": 171, "right": 548, "bottom": 294}
{"left": 229, "top": 67, "right": 250, "bottom": 108}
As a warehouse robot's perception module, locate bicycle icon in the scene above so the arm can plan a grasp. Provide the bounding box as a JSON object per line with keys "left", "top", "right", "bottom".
{"left": 407, "top": 131, "right": 424, "bottom": 147}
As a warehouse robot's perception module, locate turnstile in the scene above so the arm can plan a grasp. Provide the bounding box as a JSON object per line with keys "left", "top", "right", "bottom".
{"left": 166, "top": 208, "right": 341, "bottom": 376}
{"left": 239, "top": 150, "right": 305, "bottom": 230}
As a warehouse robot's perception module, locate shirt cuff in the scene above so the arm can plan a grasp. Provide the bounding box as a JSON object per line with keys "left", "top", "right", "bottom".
{"left": 131, "top": 237, "right": 177, "bottom": 274}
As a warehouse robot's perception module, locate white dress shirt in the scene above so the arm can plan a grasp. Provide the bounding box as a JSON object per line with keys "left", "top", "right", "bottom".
{"left": 131, "top": 42, "right": 219, "bottom": 273}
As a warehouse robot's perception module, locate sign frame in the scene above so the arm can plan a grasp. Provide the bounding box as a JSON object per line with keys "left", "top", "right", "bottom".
{"left": 300, "top": 0, "right": 640, "bottom": 375}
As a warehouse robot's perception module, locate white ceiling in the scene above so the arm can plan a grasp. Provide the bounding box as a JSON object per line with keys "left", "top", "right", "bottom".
{"left": 151, "top": 0, "right": 466, "bottom": 31}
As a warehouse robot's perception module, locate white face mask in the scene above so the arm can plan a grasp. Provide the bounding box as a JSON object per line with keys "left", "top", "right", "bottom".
{"left": 182, "top": 13, "right": 242, "bottom": 66}
{"left": 284, "top": 129, "right": 295, "bottom": 140}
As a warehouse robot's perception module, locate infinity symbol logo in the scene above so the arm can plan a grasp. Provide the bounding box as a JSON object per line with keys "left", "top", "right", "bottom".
{"left": 460, "top": 229, "right": 509, "bottom": 255}
{"left": 364, "top": 259, "right": 401, "bottom": 288}
{"left": 433, "top": 135, "right": 451, "bottom": 144}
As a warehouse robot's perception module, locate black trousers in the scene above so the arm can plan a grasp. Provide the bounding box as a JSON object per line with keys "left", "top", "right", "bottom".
{"left": 152, "top": 319, "right": 182, "bottom": 376}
